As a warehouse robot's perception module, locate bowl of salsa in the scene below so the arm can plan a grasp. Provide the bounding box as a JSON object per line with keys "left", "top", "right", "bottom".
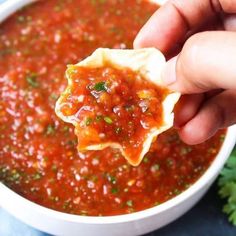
{"left": 0, "top": 0, "right": 236, "bottom": 235}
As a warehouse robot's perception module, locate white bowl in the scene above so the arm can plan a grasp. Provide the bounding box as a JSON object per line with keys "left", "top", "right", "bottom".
{"left": 0, "top": 1, "right": 236, "bottom": 235}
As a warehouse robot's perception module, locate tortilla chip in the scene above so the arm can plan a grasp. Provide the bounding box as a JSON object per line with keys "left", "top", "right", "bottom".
{"left": 55, "top": 48, "right": 180, "bottom": 166}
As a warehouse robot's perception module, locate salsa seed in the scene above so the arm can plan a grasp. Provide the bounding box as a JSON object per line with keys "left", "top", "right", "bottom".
{"left": 151, "top": 164, "right": 160, "bottom": 172}
{"left": 115, "top": 127, "right": 121, "bottom": 134}
{"left": 124, "top": 188, "right": 129, "bottom": 192}
{"left": 17, "top": 16, "right": 26, "bottom": 23}
{"left": 180, "top": 147, "right": 192, "bottom": 155}
{"left": 126, "top": 200, "right": 133, "bottom": 207}
{"left": 104, "top": 116, "right": 113, "bottom": 124}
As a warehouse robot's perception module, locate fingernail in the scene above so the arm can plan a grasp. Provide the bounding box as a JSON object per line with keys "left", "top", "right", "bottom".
{"left": 162, "top": 56, "right": 177, "bottom": 85}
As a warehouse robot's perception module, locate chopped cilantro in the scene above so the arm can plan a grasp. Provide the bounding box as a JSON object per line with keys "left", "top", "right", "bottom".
{"left": 45, "top": 124, "right": 56, "bottom": 135}
{"left": 104, "top": 116, "right": 113, "bottom": 124}
{"left": 0, "top": 48, "right": 16, "bottom": 57}
{"left": 111, "top": 188, "right": 118, "bottom": 194}
{"left": 11, "top": 170, "right": 21, "bottom": 181}
{"left": 49, "top": 93, "right": 58, "bottom": 101}
{"left": 26, "top": 73, "right": 39, "bottom": 88}
{"left": 126, "top": 200, "right": 133, "bottom": 207}
{"left": 124, "top": 104, "right": 134, "bottom": 112}
{"left": 90, "top": 175, "right": 98, "bottom": 182}
{"left": 95, "top": 115, "right": 103, "bottom": 121}
{"left": 180, "top": 147, "right": 192, "bottom": 155}
{"left": 85, "top": 117, "right": 93, "bottom": 126}
{"left": 218, "top": 150, "right": 236, "bottom": 225}
{"left": 109, "top": 26, "right": 123, "bottom": 35}
{"left": 63, "top": 200, "right": 70, "bottom": 210}
{"left": 33, "top": 172, "right": 42, "bottom": 180}
{"left": 51, "top": 164, "right": 58, "bottom": 172}
{"left": 0, "top": 166, "right": 8, "bottom": 174}
{"left": 62, "top": 125, "right": 70, "bottom": 133}
{"left": 66, "top": 139, "right": 77, "bottom": 147}
{"left": 220, "top": 134, "right": 226, "bottom": 142}
{"left": 107, "top": 174, "right": 116, "bottom": 184}
{"left": 174, "top": 188, "right": 181, "bottom": 195}
{"left": 94, "top": 81, "right": 107, "bottom": 92}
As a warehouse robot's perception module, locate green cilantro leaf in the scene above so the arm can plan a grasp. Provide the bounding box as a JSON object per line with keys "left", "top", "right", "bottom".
{"left": 26, "top": 73, "right": 39, "bottom": 88}
{"left": 218, "top": 149, "right": 236, "bottom": 225}
{"left": 94, "top": 81, "right": 107, "bottom": 92}
{"left": 85, "top": 117, "right": 93, "bottom": 126}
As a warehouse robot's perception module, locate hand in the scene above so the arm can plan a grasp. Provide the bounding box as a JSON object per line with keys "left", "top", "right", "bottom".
{"left": 134, "top": 0, "right": 236, "bottom": 145}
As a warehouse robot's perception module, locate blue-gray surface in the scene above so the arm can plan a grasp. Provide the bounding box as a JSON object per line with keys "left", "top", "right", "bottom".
{"left": 1, "top": 182, "right": 236, "bottom": 236}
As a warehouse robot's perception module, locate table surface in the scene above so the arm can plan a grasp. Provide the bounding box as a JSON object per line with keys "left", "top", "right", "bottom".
{"left": 1, "top": 182, "right": 236, "bottom": 236}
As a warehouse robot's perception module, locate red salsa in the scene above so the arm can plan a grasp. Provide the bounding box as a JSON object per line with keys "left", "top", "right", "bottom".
{"left": 58, "top": 64, "right": 169, "bottom": 165}
{"left": 0, "top": 0, "right": 225, "bottom": 216}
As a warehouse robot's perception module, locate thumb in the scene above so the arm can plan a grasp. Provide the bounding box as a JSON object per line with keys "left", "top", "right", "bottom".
{"left": 162, "top": 31, "right": 236, "bottom": 94}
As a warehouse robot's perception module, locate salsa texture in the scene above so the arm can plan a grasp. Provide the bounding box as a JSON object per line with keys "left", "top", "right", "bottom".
{"left": 0, "top": 0, "right": 225, "bottom": 216}
{"left": 57, "top": 64, "right": 169, "bottom": 165}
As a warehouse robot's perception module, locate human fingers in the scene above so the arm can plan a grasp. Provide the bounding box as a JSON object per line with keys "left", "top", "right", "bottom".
{"left": 134, "top": 0, "right": 236, "bottom": 53}
{"left": 174, "top": 94, "right": 204, "bottom": 128}
{"left": 178, "top": 90, "right": 236, "bottom": 145}
{"left": 162, "top": 31, "right": 236, "bottom": 93}
{"left": 134, "top": 0, "right": 223, "bottom": 52}
{"left": 224, "top": 14, "right": 236, "bottom": 30}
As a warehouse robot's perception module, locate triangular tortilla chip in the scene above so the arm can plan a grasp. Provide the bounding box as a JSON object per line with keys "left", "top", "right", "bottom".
{"left": 55, "top": 48, "right": 180, "bottom": 166}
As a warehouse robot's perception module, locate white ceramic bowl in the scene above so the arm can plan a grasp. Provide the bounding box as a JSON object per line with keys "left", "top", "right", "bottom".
{"left": 0, "top": 1, "right": 236, "bottom": 235}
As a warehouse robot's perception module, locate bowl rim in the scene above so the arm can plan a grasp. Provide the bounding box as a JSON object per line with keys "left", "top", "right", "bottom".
{"left": 0, "top": 0, "right": 236, "bottom": 225}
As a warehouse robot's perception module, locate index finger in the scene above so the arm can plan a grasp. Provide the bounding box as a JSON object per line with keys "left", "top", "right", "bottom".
{"left": 134, "top": 0, "right": 234, "bottom": 53}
